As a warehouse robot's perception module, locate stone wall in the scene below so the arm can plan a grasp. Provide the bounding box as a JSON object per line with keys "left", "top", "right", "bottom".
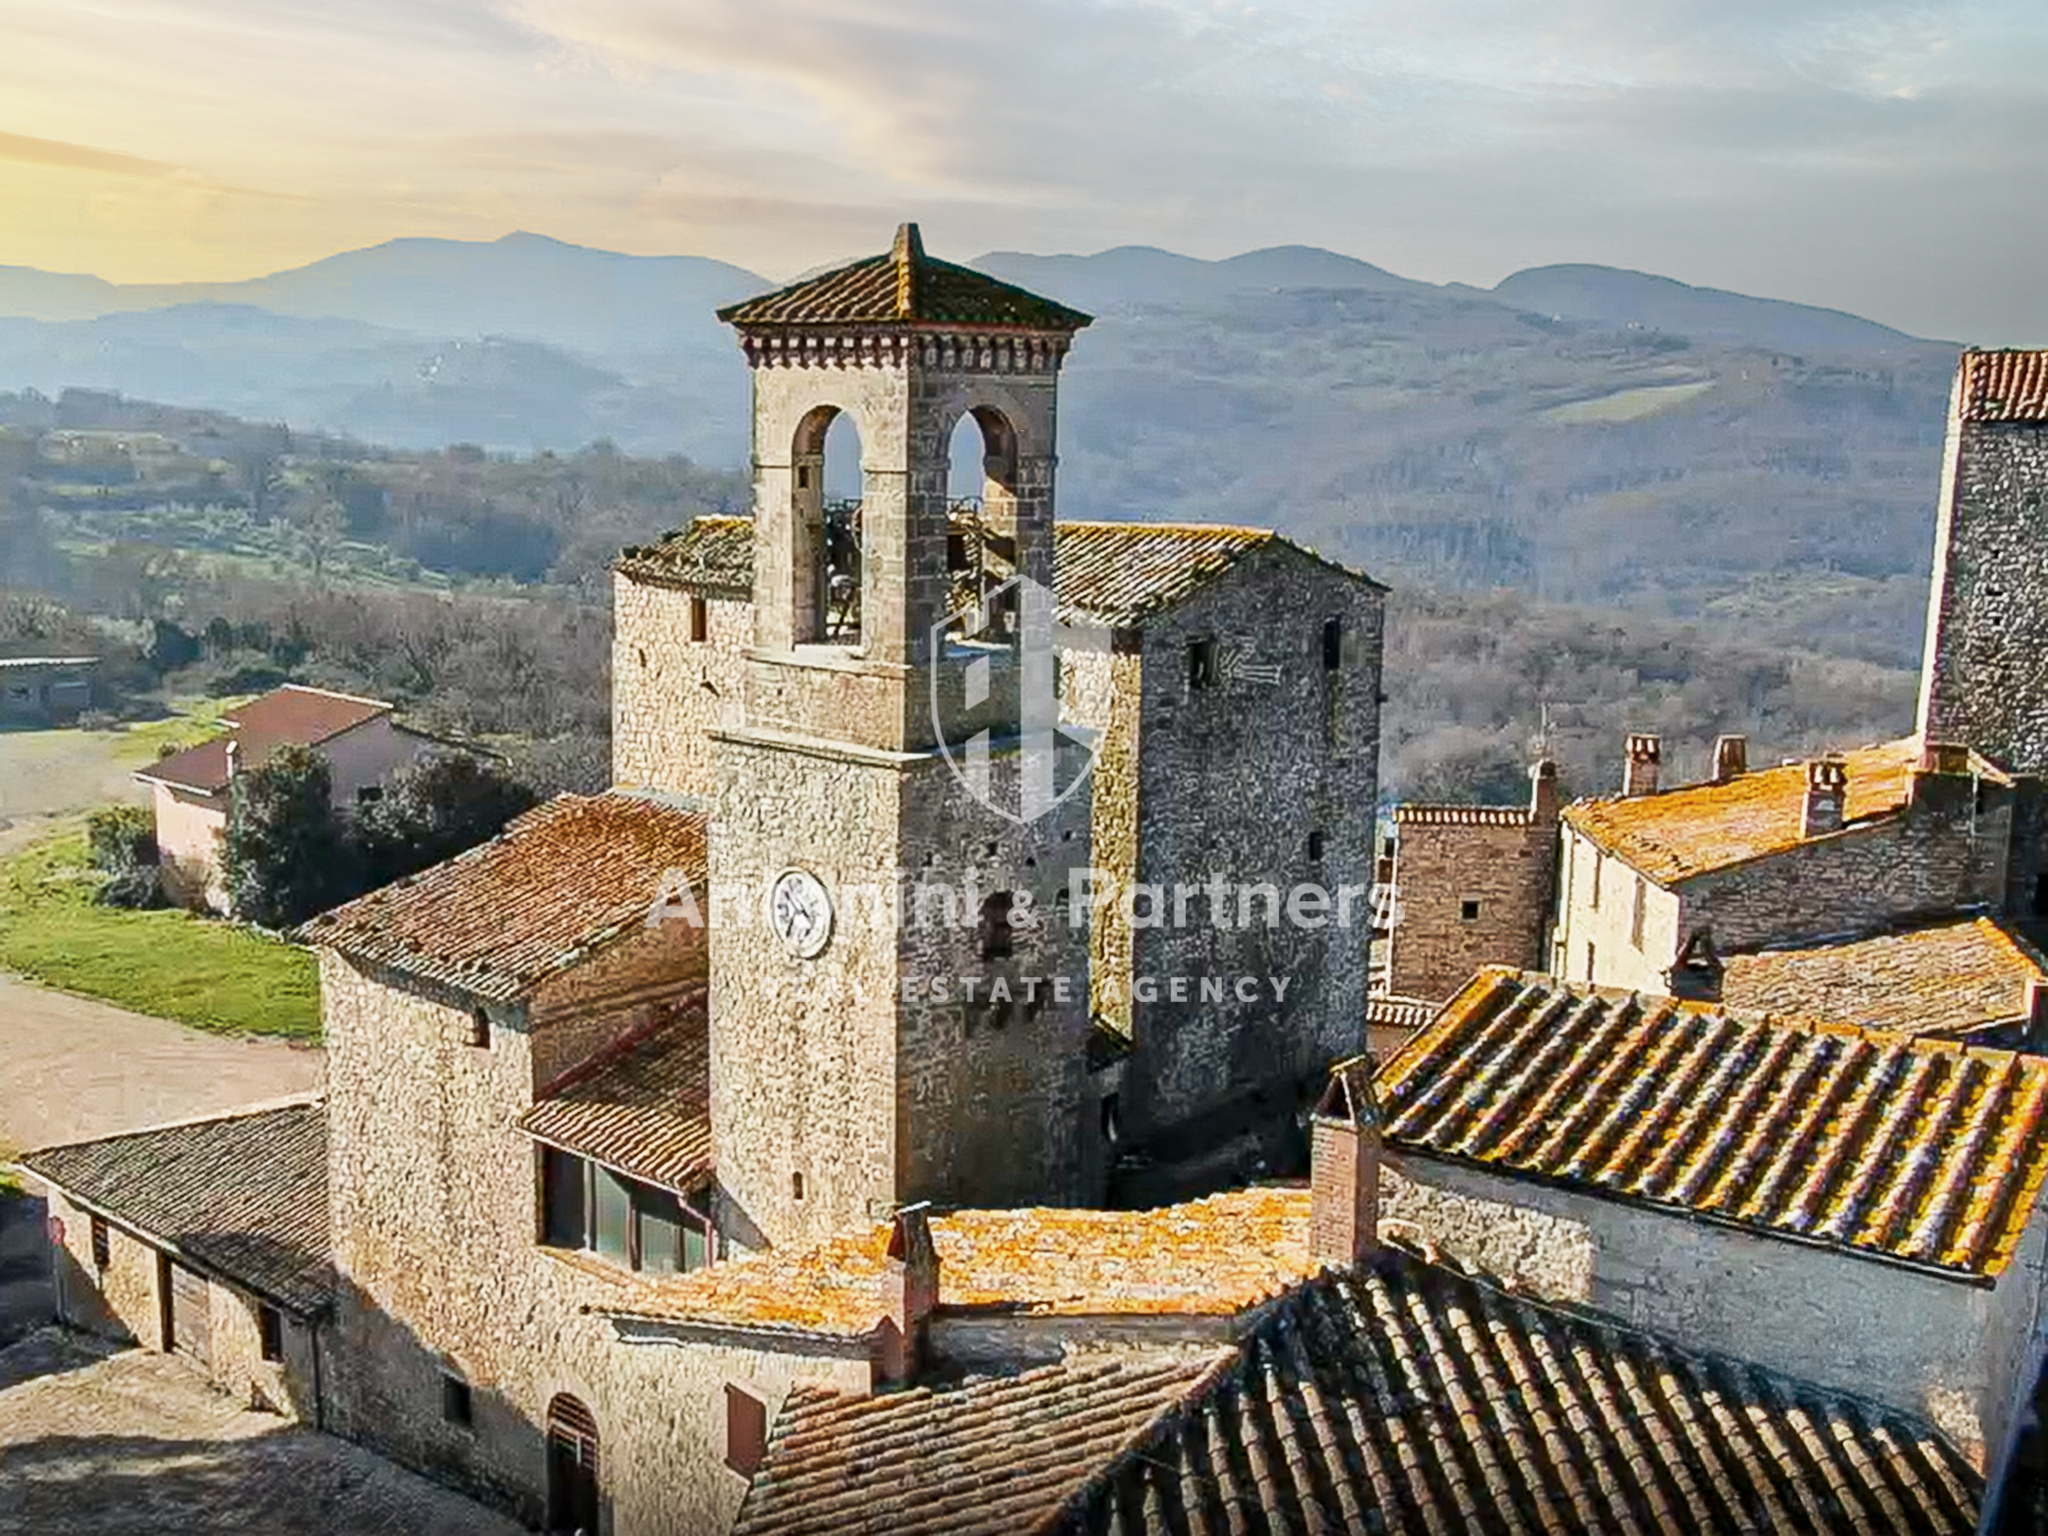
{"left": 1918, "top": 414, "right": 2048, "bottom": 775}
{"left": 611, "top": 577, "right": 749, "bottom": 799}
{"left": 320, "top": 951, "right": 870, "bottom": 1535}
{"left": 1116, "top": 542, "right": 1384, "bottom": 1155}
{"left": 1381, "top": 1156, "right": 2048, "bottom": 1471}
{"left": 1677, "top": 772, "right": 2013, "bottom": 953}
{"left": 1553, "top": 826, "right": 1684, "bottom": 992}
{"left": 1386, "top": 798, "right": 1558, "bottom": 1003}
{"left": 1062, "top": 633, "right": 1142, "bottom": 1034}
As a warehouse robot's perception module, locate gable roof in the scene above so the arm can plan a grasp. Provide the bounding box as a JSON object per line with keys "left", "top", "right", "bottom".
{"left": 616, "top": 516, "right": 1379, "bottom": 629}
{"left": 1720, "top": 916, "right": 2048, "bottom": 1038}
{"left": 1378, "top": 968, "right": 2048, "bottom": 1280}
{"left": 516, "top": 1000, "right": 712, "bottom": 1194}
{"left": 1958, "top": 349, "right": 2048, "bottom": 424}
{"left": 604, "top": 1186, "right": 1316, "bottom": 1339}
{"left": 718, "top": 224, "right": 1092, "bottom": 334}
{"left": 1559, "top": 738, "right": 2008, "bottom": 885}
{"left": 298, "top": 791, "right": 707, "bottom": 1003}
{"left": 137, "top": 684, "right": 393, "bottom": 795}
{"left": 736, "top": 1248, "right": 1979, "bottom": 1536}
{"left": 22, "top": 1101, "right": 331, "bottom": 1315}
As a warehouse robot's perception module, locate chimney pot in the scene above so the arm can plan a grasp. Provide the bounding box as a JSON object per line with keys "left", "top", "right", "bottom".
{"left": 1310, "top": 1055, "right": 1384, "bottom": 1267}
{"left": 1801, "top": 757, "right": 1848, "bottom": 837}
{"left": 1712, "top": 735, "right": 1748, "bottom": 782}
{"left": 875, "top": 1202, "right": 939, "bottom": 1388}
{"left": 1622, "top": 734, "right": 1661, "bottom": 798}
{"left": 1529, "top": 759, "right": 1560, "bottom": 823}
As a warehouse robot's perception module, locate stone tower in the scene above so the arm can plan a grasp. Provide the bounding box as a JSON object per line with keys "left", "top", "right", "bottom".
{"left": 706, "top": 225, "right": 1103, "bottom": 1250}
{"left": 1916, "top": 351, "right": 2048, "bottom": 915}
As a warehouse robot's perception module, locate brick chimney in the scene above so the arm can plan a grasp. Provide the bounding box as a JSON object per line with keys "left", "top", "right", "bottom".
{"left": 1712, "top": 735, "right": 1748, "bottom": 782}
{"left": 1310, "top": 1055, "right": 1384, "bottom": 1267}
{"left": 1801, "top": 757, "right": 1848, "bottom": 837}
{"left": 1529, "top": 758, "right": 1559, "bottom": 824}
{"left": 874, "top": 1203, "right": 939, "bottom": 1388}
{"left": 1622, "top": 734, "right": 1661, "bottom": 797}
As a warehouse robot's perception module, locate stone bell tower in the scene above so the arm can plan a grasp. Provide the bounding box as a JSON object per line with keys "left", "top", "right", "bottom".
{"left": 707, "top": 225, "right": 1103, "bottom": 1250}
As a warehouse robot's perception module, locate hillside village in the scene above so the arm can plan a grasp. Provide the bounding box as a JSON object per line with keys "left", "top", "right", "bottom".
{"left": 9, "top": 229, "right": 2048, "bottom": 1534}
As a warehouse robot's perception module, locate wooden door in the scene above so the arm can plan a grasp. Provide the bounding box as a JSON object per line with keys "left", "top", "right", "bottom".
{"left": 166, "top": 1261, "right": 210, "bottom": 1367}
{"left": 546, "top": 1394, "right": 601, "bottom": 1533}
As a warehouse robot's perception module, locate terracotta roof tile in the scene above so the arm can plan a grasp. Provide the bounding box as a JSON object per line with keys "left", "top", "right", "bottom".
{"left": 298, "top": 791, "right": 706, "bottom": 1003}
{"left": 139, "top": 684, "right": 392, "bottom": 795}
{"left": 23, "top": 1102, "right": 331, "bottom": 1314}
{"left": 1560, "top": 739, "right": 2007, "bottom": 884}
{"left": 737, "top": 1250, "right": 1979, "bottom": 1536}
{"left": 1958, "top": 349, "right": 2048, "bottom": 424}
{"left": 1394, "top": 802, "right": 1535, "bottom": 827}
{"left": 1721, "top": 917, "right": 2048, "bottom": 1037}
{"left": 616, "top": 516, "right": 1378, "bottom": 628}
{"left": 1378, "top": 968, "right": 2048, "bottom": 1279}
{"left": 516, "top": 1000, "right": 711, "bottom": 1193}
{"left": 719, "top": 224, "right": 1092, "bottom": 333}
{"left": 604, "top": 1187, "right": 1316, "bottom": 1337}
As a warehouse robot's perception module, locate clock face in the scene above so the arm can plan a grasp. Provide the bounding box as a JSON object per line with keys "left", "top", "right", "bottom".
{"left": 767, "top": 867, "right": 833, "bottom": 959}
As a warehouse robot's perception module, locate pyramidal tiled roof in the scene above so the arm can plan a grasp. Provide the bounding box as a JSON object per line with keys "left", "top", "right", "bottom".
{"left": 735, "top": 1250, "right": 1979, "bottom": 1536}
{"left": 718, "top": 224, "right": 1092, "bottom": 333}
{"left": 1958, "top": 349, "right": 2048, "bottom": 423}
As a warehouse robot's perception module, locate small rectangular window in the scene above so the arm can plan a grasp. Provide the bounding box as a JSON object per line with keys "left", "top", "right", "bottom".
{"left": 1460, "top": 899, "right": 1481, "bottom": 922}
{"left": 689, "top": 595, "right": 709, "bottom": 643}
{"left": 1307, "top": 829, "right": 1325, "bottom": 862}
{"left": 257, "top": 1303, "right": 284, "bottom": 1363}
{"left": 979, "top": 892, "right": 1016, "bottom": 961}
{"left": 442, "top": 1372, "right": 473, "bottom": 1428}
{"left": 726, "top": 1384, "right": 768, "bottom": 1477}
{"left": 1101, "top": 1092, "right": 1122, "bottom": 1145}
{"left": 467, "top": 1008, "right": 491, "bottom": 1048}
{"left": 1322, "top": 617, "right": 1343, "bottom": 672}
{"left": 1186, "top": 637, "right": 1218, "bottom": 691}
{"left": 542, "top": 1148, "right": 587, "bottom": 1249}
{"left": 90, "top": 1216, "right": 109, "bottom": 1270}
{"left": 1585, "top": 941, "right": 1597, "bottom": 981}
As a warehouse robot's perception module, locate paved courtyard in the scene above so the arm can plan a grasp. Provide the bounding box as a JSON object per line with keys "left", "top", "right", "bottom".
{"left": 0, "top": 1330, "right": 523, "bottom": 1535}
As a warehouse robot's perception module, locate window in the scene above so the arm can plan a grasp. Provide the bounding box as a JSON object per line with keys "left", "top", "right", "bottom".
{"left": 442, "top": 1371, "right": 473, "bottom": 1429}
{"left": 725, "top": 1384, "right": 768, "bottom": 1477}
{"left": 90, "top": 1215, "right": 109, "bottom": 1271}
{"left": 1460, "top": 899, "right": 1481, "bottom": 922}
{"left": 1630, "top": 877, "right": 1647, "bottom": 949}
{"left": 1100, "top": 1092, "right": 1122, "bottom": 1145}
{"left": 1585, "top": 941, "right": 1597, "bottom": 981}
{"left": 689, "top": 596, "right": 709, "bottom": 643}
{"left": 1322, "top": 617, "right": 1343, "bottom": 672}
{"left": 467, "top": 1008, "right": 491, "bottom": 1048}
{"left": 1307, "top": 829, "right": 1325, "bottom": 862}
{"left": 979, "top": 892, "right": 1016, "bottom": 960}
{"left": 791, "top": 1170, "right": 806, "bottom": 1203}
{"left": 540, "top": 1148, "right": 712, "bottom": 1275}
{"left": 1186, "top": 637, "right": 1218, "bottom": 691}
{"left": 257, "top": 1303, "right": 284, "bottom": 1364}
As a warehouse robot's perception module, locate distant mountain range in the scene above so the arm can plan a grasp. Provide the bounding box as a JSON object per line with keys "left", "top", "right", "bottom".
{"left": 0, "top": 231, "right": 1971, "bottom": 663}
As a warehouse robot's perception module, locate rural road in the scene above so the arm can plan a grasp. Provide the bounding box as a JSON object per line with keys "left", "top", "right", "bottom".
{"left": 0, "top": 976, "right": 323, "bottom": 1154}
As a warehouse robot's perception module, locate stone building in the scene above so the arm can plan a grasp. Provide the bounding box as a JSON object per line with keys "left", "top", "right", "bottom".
{"left": 1376, "top": 967, "right": 2048, "bottom": 1483}
{"left": 136, "top": 683, "right": 438, "bottom": 909}
{"left": 1378, "top": 758, "right": 1559, "bottom": 1003}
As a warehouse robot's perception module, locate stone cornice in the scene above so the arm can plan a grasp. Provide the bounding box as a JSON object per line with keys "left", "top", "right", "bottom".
{"left": 735, "top": 328, "right": 1072, "bottom": 374}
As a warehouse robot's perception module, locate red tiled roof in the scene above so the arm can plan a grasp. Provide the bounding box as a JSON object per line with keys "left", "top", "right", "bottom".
{"left": 719, "top": 224, "right": 1091, "bottom": 333}
{"left": 1394, "top": 802, "right": 1535, "bottom": 826}
{"left": 616, "top": 516, "right": 1379, "bottom": 628}
{"left": 1560, "top": 739, "right": 2008, "bottom": 884}
{"left": 1720, "top": 916, "right": 2048, "bottom": 1038}
{"left": 604, "top": 1187, "right": 1316, "bottom": 1338}
{"left": 1958, "top": 350, "right": 2048, "bottom": 424}
{"left": 139, "top": 684, "right": 392, "bottom": 795}
{"left": 23, "top": 1101, "right": 331, "bottom": 1315}
{"left": 298, "top": 792, "right": 707, "bottom": 1003}
{"left": 737, "top": 1250, "right": 1979, "bottom": 1536}
{"left": 1378, "top": 969, "right": 2048, "bottom": 1278}
{"left": 516, "top": 1002, "right": 712, "bottom": 1193}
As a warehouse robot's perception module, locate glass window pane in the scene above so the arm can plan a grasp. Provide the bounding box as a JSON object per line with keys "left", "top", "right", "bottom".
{"left": 543, "top": 1149, "right": 587, "bottom": 1249}
{"left": 593, "top": 1166, "right": 632, "bottom": 1265}
{"left": 683, "top": 1221, "right": 708, "bottom": 1273}
{"left": 635, "top": 1186, "right": 683, "bottom": 1275}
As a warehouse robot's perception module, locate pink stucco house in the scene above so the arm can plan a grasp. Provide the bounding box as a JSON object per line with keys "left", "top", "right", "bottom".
{"left": 136, "top": 684, "right": 434, "bottom": 910}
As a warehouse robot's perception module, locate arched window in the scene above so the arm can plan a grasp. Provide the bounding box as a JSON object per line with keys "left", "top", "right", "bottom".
{"left": 546, "top": 1393, "right": 600, "bottom": 1534}
{"left": 946, "top": 407, "right": 1023, "bottom": 639}
{"left": 791, "top": 406, "right": 862, "bottom": 644}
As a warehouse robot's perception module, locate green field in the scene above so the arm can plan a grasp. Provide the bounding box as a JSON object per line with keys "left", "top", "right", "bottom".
{"left": 0, "top": 829, "right": 320, "bottom": 1039}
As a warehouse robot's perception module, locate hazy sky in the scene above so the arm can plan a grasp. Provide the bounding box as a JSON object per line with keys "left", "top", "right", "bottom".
{"left": 3, "top": 0, "right": 2043, "bottom": 342}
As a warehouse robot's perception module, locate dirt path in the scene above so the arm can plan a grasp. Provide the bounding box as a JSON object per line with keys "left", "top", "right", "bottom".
{"left": 0, "top": 976, "right": 322, "bottom": 1153}
{"left": 0, "top": 726, "right": 148, "bottom": 852}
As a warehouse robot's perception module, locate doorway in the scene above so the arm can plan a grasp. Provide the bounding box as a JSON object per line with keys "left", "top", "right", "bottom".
{"left": 546, "top": 1393, "right": 601, "bottom": 1534}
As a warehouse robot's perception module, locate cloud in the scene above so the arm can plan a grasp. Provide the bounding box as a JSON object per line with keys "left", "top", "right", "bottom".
{"left": 0, "top": 131, "right": 177, "bottom": 180}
